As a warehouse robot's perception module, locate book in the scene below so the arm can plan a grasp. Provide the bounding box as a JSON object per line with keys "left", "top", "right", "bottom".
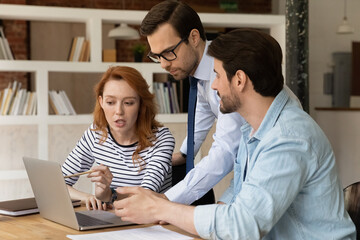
{"left": 72, "top": 36, "right": 84, "bottom": 62}
{"left": 68, "top": 37, "right": 77, "bottom": 61}
{"left": 0, "top": 26, "right": 13, "bottom": 60}
{"left": 20, "top": 90, "right": 30, "bottom": 115}
{"left": 0, "top": 83, "right": 10, "bottom": 114}
{"left": 29, "top": 93, "right": 37, "bottom": 115}
{"left": 0, "top": 198, "right": 81, "bottom": 217}
{"left": 54, "top": 91, "right": 69, "bottom": 115}
{"left": 1, "top": 87, "right": 13, "bottom": 115}
{"left": 48, "top": 91, "right": 59, "bottom": 115}
{"left": 83, "top": 40, "right": 90, "bottom": 62}
{"left": 78, "top": 39, "right": 87, "bottom": 62}
{"left": 10, "top": 88, "right": 24, "bottom": 115}
{"left": 103, "top": 49, "right": 116, "bottom": 62}
{"left": 0, "top": 37, "right": 5, "bottom": 59}
{"left": 49, "top": 91, "right": 63, "bottom": 115}
{"left": 19, "top": 91, "right": 29, "bottom": 115}
{"left": 171, "top": 82, "right": 180, "bottom": 113}
{"left": 2, "top": 37, "right": 14, "bottom": 60}
{"left": 0, "top": 37, "right": 7, "bottom": 59}
{"left": 59, "top": 90, "right": 76, "bottom": 115}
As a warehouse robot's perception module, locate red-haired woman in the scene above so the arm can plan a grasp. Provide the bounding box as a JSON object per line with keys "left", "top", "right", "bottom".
{"left": 62, "top": 66, "right": 174, "bottom": 210}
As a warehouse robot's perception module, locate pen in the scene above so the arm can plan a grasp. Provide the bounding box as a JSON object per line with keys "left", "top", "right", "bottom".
{"left": 64, "top": 170, "right": 94, "bottom": 178}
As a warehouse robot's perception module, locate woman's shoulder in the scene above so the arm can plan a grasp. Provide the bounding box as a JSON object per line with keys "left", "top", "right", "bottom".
{"left": 153, "top": 126, "right": 172, "bottom": 136}
{"left": 152, "top": 127, "right": 175, "bottom": 144}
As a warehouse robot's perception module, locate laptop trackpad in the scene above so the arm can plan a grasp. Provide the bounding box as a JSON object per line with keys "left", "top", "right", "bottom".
{"left": 77, "top": 210, "right": 131, "bottom": 225}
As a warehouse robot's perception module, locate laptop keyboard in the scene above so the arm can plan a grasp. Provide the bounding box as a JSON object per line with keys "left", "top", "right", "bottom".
{"left": 75, "top": 212, "right": 112, "bottom": 226}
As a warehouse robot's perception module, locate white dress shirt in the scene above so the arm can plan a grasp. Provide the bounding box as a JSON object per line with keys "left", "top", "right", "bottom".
{"left": 165, "top": 41, "right": 246, "bottom": 204}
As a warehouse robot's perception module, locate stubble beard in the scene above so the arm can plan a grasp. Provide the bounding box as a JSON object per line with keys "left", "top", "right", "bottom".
{"left": 219, "top": 92, "right": 240, "bottom": 114}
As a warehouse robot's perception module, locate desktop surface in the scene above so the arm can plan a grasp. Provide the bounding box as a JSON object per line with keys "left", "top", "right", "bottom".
{"left": 0, "top": 206, "right": 201, "bottom": 240}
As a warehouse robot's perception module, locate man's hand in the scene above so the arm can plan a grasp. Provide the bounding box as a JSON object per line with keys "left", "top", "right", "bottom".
{"left": 113, "top": 187, "right": 166, "bottom": 224}
{"left": 172, "top": 152, "right": 186, "bottom": 166}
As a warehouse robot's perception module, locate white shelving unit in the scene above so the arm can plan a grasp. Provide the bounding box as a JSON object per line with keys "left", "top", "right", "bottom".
{"left": 0, "top": 4, "right": 285, "bottom": 200}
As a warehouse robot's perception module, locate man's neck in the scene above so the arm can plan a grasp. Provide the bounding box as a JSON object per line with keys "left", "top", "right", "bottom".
{"left": 190, "top": 40, "right": 206, "bottom": 76}
{"left": 240, "top": 95, "right": 275, "bottom": 131}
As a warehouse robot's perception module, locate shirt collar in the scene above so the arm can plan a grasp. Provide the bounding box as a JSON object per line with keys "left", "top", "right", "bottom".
{"left": 242, "top": 88, "right": 289, "bottom": 142}
{"left": 192, "top": 41, "right": 213, "bottom": 82}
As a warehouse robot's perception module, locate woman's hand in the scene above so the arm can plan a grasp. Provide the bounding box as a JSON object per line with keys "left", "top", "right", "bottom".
{"left": 88, "top": 164, "right": 113, "bottom": 203}
{"left": 66, "top": 185, "right": 108, "bottom": 210}
{"left": 84, "top": 194, "right": 108, "bottom": 210}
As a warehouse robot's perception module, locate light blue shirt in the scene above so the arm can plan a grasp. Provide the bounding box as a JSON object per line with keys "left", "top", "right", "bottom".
{"left": 165, "top": 41, "right": 245, "bottom": 204}
{"left": 194, "top": 89, "right": 356, "bottom": 239}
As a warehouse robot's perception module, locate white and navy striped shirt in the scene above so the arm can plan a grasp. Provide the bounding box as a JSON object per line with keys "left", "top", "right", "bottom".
{"left": 62, "top": 124, "right": 174, "bottom": 193}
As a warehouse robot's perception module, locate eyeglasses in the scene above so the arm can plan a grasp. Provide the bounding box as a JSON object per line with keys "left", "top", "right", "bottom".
{"left": 147, "top": 38, "right": 185, "bottom": 63}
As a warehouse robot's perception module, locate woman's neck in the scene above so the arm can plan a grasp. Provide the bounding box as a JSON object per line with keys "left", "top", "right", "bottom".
{"left": 109, "top": 128, "right": 138, "bottom": 145}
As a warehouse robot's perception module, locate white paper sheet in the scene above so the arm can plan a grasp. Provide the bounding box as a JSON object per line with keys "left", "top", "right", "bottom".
{"left": 66, "top": 225, "right": 194, "bottom": 240}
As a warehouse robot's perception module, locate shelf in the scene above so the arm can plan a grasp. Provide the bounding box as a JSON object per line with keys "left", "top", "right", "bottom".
{"left": 157, "top": 113, "right": 187, "bottom": 123}
{"left": 0, "top": 4, "right": 286, "bottom": 201}
{"left": 315, "top": 107, "right": 360, "bottom": 111}
{"left": 0, "top": 60, "right": 164, "bottom": 73}
{"left": 0, "top": 115, "right": 39, "bottom": 125}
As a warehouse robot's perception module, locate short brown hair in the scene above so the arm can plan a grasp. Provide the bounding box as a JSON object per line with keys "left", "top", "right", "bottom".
{"left": 208, "top": 29, "right": 284, "bottom": 97}
{"left": 140, "top": 0, "right": 206, "bottom": 42}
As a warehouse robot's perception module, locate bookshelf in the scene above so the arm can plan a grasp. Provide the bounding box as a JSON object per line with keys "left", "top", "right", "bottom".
{"left": 0, "top": 4, "right": 285, "bottom": 201}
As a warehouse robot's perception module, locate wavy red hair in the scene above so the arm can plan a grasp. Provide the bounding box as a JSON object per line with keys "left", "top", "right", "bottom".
{"left": 92, "top": 66, "right": 162, "bottom": 169}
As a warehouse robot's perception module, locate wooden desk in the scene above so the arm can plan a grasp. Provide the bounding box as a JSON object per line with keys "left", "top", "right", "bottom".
{"left": 0, "top": 207, "right": 201, "bottom": 240}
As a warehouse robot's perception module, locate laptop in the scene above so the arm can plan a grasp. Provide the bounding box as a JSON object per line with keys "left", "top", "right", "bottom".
{"left": 23, "top": 156, "right": 133, "bottom": 230}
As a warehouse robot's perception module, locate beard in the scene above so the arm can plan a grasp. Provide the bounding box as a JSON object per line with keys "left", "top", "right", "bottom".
{"left": 166, "top": 48, "right": 199, "bottom": 81}
{"left": 219, "top": 93, "right": 240, "bottom": 114}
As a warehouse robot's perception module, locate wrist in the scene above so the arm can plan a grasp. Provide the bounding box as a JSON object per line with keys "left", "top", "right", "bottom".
{"left": 103, "top": 188, "right": 117, "bottom": 204}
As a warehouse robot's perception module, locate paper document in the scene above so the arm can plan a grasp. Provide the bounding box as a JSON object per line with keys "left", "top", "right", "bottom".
{"left": 67, "top": 225, "right": 193, "bottom": 240}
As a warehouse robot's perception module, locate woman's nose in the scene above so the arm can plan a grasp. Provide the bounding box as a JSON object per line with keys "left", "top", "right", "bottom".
{"left": 115, "top": 103, "right": 124, "bottom": 115}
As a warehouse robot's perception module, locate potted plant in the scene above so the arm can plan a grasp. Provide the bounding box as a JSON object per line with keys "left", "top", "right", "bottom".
{"left": 132, "top": 43, "right": 147, "bottom": 62}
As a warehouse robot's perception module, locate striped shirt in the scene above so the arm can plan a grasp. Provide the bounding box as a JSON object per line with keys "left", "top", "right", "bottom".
{"left": 62, "top": 124, "right": 174, "bottom": 193}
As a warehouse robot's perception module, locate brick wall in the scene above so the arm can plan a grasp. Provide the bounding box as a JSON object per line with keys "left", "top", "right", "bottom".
{"left": 0, "top": 0, "right": 271, "bottom": 90}
{"left": 0, "top": 0, "right": 28, "bottom": 90}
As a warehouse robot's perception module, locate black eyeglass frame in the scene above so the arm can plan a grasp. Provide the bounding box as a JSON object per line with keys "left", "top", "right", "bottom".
{"left": 147, "top": 38, "right": 186, "bottom": 63}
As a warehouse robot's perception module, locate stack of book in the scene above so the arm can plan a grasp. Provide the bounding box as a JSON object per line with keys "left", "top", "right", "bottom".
{"left": 68, "top": 36, "right": 90, "bottom": 62}
{"left": 0, "top": 81, "right": 37, "bottom": 115}
{"left": 153, "top": 80, "right": 181, "bottom": 114}
{"left": 49, "top": 90, "right": 76, "bottom": 115}
{"left": 0, "top": 25, "right": 14, "bottom": 60}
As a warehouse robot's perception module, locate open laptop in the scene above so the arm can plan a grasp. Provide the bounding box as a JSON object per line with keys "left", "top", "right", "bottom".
{"left": 23, "top": 156, "right": 133, "bottom": 230}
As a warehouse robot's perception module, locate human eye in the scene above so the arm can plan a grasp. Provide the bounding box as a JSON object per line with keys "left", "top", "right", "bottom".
{"left": 162, "top": 50, "right": 175, "bottom": 59}
{"left": 124, "top": 101, "right": 135, "bottom": 106}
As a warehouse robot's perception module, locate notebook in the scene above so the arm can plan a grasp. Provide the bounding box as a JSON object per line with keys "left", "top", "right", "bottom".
{"left": 0, "top": 197, "right": 80, "bottom": 216}
{"left": 23, "top": 156, "right": 133, "bottom": 230}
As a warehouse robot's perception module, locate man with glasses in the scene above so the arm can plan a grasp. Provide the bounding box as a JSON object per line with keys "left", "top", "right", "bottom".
{"left": 141, "top": 0, "right": 245, "bottom": 205}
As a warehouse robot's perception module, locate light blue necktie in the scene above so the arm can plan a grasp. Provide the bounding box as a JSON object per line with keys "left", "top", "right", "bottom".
{"left": 186, "top": 76, "right": 198, "bottom": 173}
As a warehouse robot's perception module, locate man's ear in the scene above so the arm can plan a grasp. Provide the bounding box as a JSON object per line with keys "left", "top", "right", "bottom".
{"left": 234, "top": 70, "right": 247, "bottom": 91}
{"left": 189, "top": 29, "right": 201, "bottom": 47}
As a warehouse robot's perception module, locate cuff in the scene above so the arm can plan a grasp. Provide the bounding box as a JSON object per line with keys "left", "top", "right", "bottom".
{"left": 194, "top": 204, "right": 218, "bottom": 239}
{"left": 165, "top": 180, "right": 195, "bottom": 205}
{"left": 179, "top": 137, "right": 188, "bottom": 155}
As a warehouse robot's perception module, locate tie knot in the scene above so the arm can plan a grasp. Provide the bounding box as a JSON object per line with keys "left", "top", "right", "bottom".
{"left": 189, "top": 76, "right": 198, "bottom": 88}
